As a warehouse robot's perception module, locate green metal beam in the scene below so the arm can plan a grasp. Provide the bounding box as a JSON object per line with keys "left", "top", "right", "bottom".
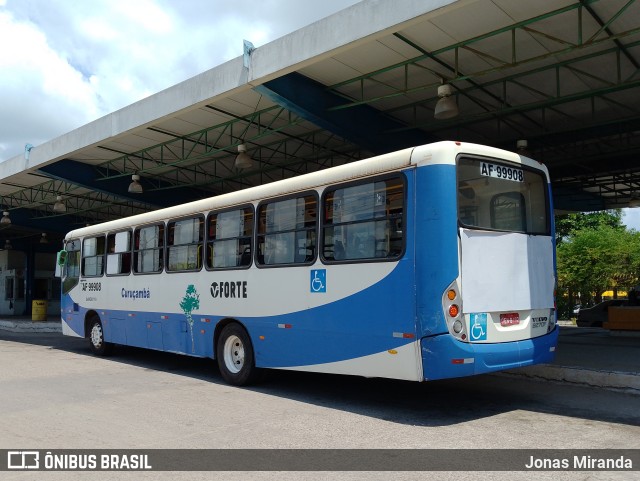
{"left": 388, "top": 78, "right": 640, "bottom": 134}
{"left": 327, "top": 0, "right": 638, "bottom": 111}
{"left": 96, "top": 105, "right": 293, "bottom": 180}
{"left": 384, "top": 38, "right": 640, "bottom": 115}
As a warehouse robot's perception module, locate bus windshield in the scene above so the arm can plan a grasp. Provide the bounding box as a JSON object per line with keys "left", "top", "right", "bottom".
{"left": 457, "top": 156, "right": 550, "bottom": 235}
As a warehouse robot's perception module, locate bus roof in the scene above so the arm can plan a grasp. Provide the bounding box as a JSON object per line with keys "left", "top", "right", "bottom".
{"left": 65, "top": 146, "right": 415, "bottom": 240}
{"left": 64, "top": 141, "right": 548, "bottom": 240}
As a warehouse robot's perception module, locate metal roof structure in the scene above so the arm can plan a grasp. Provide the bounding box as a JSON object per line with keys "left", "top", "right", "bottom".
{"left": 1, "top": 0, "right": 639, "bottom": 249}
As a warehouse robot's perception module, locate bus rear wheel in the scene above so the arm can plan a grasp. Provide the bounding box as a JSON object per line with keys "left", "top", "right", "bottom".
{"left": 88, "top": 316, "right": 113, "bottom": 356}
{"left": 216, "top": 323, "right": 260, "bottom": 386}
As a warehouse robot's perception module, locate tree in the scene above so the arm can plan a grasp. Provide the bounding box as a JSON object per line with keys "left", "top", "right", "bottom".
{"left": 556, "top": 224, "right": 640, "bottom": 314}
{"left": 554, "top": 210, "right": 635, "bottom": 318}
{"left": 180, "top": 284, "right": 200, "bottom": 353}
{"left": 555, "top": 209, "right": 624, "bottom": 245}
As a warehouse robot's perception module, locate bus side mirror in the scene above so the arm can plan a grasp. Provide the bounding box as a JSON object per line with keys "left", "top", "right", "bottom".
{"left": 55, "top": 250, "right": 67, "bottom": 278}
{"left": 57, "top": 250, "right": 68, "bottom": 266}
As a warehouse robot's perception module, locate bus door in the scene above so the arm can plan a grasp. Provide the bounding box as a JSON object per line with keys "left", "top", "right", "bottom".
{"left": 60, "top": 240, "right": 82, "bottom": 336}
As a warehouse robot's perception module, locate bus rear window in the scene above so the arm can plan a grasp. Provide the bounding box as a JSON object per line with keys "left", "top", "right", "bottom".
{"left": 457, "top": 157, "right": 549, "bottom": 235}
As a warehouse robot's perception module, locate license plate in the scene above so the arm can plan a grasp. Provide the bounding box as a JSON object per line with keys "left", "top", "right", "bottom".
{"left": 480, "top": 161, "right": 524, "bottom": 182}
{"left": 500, "top": 312, "right": 520, "bottom": 327}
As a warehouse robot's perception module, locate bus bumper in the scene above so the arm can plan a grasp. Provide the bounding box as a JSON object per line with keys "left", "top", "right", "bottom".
{"left": 421, "top": 327, "right": 559, "bottom": 381}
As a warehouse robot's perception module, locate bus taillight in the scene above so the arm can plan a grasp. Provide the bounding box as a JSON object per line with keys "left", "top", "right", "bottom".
{"left": 453, "top": 320, "right": 463, "bottom": 334}
{"left": 442, "top": 280, "right": 468, "bottom": 342}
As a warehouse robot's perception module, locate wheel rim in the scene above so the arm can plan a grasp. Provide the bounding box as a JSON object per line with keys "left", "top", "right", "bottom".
{"left": 90, "top": 323, "right": 103, "bottom": 348}
{"left": 223, "top": 334, "right": 245, "bottom": 374}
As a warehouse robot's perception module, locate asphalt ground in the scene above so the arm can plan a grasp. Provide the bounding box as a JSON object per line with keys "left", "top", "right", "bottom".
{"left": 0, "top": 318, "right": 638, "bottom": 394}
{"left": 0, "top": 327, "right": 638, "bottom": 481}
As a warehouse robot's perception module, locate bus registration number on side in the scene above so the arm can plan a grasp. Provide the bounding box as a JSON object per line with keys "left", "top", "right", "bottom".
{"left": 480, "top": 162, "right": 524, "bottom": 182}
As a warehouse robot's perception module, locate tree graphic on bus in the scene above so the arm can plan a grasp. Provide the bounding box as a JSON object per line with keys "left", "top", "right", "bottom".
{"left": 180, "top": 284, "right": 200, "bottom": 353}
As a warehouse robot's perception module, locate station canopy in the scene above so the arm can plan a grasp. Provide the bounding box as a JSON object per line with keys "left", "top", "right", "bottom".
{"left": 1, "top": 0, "right": 639, "bottom": 247}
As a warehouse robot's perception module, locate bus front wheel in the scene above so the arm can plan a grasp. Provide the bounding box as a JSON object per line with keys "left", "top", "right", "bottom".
{"left": 88, "top": 317, "right": 113, "bottom": 356}
{"left": 216, "top": 323, "right": 260, "bottom": 386}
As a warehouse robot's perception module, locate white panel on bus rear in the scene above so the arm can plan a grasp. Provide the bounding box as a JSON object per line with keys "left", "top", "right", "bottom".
{"left": 460, "top": 229, "right": 554, "bottom": 313}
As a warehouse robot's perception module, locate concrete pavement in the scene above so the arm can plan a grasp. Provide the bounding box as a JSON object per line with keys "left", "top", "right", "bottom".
{"left": 505, "top": 322, "right": 640, "bottom": 394}
{"left": 0, "top": 317, "right": 61, "bottom": 333}
{"left": 1, "top": 317, "right": 638, "bottom": 394}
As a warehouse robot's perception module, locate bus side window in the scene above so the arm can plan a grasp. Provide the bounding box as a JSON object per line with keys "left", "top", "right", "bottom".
{"left": 167, "top": 216, "right": 204, "bottom": 272}
{"left": 207, "top": 207, "right": 253, "bottom": 270}
{"left": 134, "top": 223, "right": 165, "bottom": 274}
{"left": 106, "top": 231, "right": 132, "bottom": 276}
{"left": 322, "top": 176, "right": 404, "bottom": 263}
{"left": 82, "top": 235, "right": 106, "bottom": 277}
{"left": 257, "top": 194, "right": 317, "bottom": 267}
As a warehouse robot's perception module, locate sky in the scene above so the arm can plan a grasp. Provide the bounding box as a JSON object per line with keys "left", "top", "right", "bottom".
{"left": 0, "top": 0, "right": 359, "bottom": 161}
{"left": 1, "top": 0, "right": 639, "bottom": 231}
{"left": 623, "top": 208, "right": 640, "bottom": 231}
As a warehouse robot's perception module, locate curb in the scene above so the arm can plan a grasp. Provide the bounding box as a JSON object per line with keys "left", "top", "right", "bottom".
{"left": 502, "top": 364, "right": 640, "bottom": 394}
{"left": 0, "top": 320, "right": 62, "bottom": 333}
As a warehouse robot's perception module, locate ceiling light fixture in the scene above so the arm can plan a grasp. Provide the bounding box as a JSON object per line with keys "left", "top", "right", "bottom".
{"left": 0, "top": 211, "right": 11, "bottom": 225}
{"left": 234, "top": 143, "right": 253, "bottom": 170}
{"left": 128, "top": 174, "right": 143, "bottom": 194}
{"left": 53, "top": 195, "right": 67, "bottom": 213}
{"left": 434, "top": 84, "right": 459, "bottom": 120}
{"left": 516, "top": 139, "right": 532, "bottom": 157}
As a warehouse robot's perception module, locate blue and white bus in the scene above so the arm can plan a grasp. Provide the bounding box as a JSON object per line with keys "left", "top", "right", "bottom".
{"left": 58, "top": 141, "right": 558, "bottom": 385}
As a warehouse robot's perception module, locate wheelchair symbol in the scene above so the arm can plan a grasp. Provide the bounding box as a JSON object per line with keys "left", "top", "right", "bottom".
{"left": 470, "top": 313, "right": 487, "bottom": 341}
{"left": 310, "top": 269, "right": 326, "bottom": 293}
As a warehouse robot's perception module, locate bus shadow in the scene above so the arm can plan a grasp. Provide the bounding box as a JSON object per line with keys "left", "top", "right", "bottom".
{"left": 254, "top": 369, "right": 640, "bottom": 428}
{"left": 3, "top": 330, "right": 638, "bottom": 429}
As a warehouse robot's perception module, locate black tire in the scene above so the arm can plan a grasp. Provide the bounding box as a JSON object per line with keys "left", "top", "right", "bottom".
{"left": 88, "top": 316, "right": 113, "bottom": 356}
{"left": 216, "top": 323, "right": 260, "bottom": 386}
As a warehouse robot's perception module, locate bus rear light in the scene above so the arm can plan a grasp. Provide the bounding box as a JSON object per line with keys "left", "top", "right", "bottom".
{"left": 393, "top": 332, "right": 415, "bottom": 339}
{"left": 443, "top": 280, "right": 467, "bottom": 341}
{"left": 451, "top": 358, "right": 474, "bottom": 364}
